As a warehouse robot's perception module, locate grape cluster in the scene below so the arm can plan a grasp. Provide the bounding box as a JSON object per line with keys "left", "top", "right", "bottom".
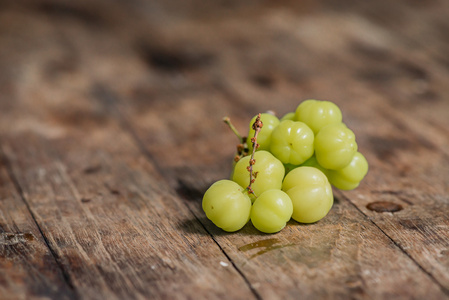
{"left": 202, "top": 100, "right": 368, "bottom": 234}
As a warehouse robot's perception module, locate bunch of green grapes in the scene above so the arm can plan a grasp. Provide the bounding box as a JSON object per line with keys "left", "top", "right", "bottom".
{"left": 202, "top": 100, "right": 368, "bottom": 234}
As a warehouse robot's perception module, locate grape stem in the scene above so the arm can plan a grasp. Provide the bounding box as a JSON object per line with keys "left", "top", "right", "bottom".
{"left": 223, "top": 116, "right": 248, "bottom": 162}
{"left": 223, "top": 117, "right": 244, "bottom": 144}
{"left": 246, "top": 113, "right": 263, "bottom": 197}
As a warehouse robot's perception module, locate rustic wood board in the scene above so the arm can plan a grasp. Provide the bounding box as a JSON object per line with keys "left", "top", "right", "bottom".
{"left": 0, "top": 156, "right": 76, "bottom": 300}
{"left": 0, "top": 0, "right": 448, "bottom": 299}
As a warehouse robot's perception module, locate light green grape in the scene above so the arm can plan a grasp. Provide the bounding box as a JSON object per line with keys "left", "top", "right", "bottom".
{"left": 202, "top": 180, "right": 251, "bottom": 232}
{"left": 246, "top": 113, "right": 280, "bottom": 152}
{"left": 314, "top": 123, "right": 357, "bottom": 170}
{"left": 270, "top": 120, "right": 314, "bottom": 165}
{"left": 280, "top": 112, "right": 296, "bottom": 122}
{"left": 295, "top": 99, "right": 342, "bottom": 134}
{"left": 282, "top": 167, "right": 333, "bottom": 223}
{"left": 250, "top": 189, "right": 293, "bottom": 233}
{"left": 327, "top": 152, "right": 368, "bottom": 190}
{"left": 300, "top": 155, "right": 328, "bottom": 175}
{"left": 282, "top": 166, "right": 328, "bottom": 193}
{"left": 232, "top": 150, "right": 284, "bottom": 201}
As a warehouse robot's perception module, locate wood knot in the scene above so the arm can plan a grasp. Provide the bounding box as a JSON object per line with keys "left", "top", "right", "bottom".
{"left": 366, "top": 201, "right": 403, "bottom": 213}
{"left": 0, "top": 232, "right": 35, "bottom": 246}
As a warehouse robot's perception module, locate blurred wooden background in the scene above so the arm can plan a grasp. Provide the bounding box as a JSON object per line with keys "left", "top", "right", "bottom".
{"left": 0, "top": 0, "right": 449, "bottom": 299}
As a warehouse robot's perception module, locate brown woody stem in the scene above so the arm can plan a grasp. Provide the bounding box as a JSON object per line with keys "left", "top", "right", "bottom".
{"left": 246, "top": 113, "right": 263, "bottom": 197}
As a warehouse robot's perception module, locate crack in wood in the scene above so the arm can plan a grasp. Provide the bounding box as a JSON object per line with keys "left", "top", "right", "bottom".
{"left": 91, "top": 85, "right": 262, "bottom": 300}
{"left": 337, "top": 190, "right": 449, "bottom": 296}
{"left": 0, "top": 147, "right": 79, "bottom": 299}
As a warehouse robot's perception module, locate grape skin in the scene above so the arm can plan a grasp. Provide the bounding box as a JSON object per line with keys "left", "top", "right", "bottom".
{"left": 282, "top": 167, "right": 333, "bottom": 223}
{"left": 246, "top": 113, "right": 280, "bottom": 152}
{"left": 270, "top": 120, "right": 314, "bottom": 165}
{"left": 280, "top": 112, "right": 296, "bottom": 122}
{"left": 251, "top": 189, "right": 293, "bottom": 233}
{"left": 202, "top": 180, "right": 251, "bottom": 232}
{"left": 295, "top": 99, "right": 342, "bottom": 134}
{"left": 314, "top": 123, "right": 358, "bottom": 170}
{"left": 232, "top": 151, "right": 284, "bottom": 201}
{"left": 282, "top": 166, "right": 329, "bottom": 193}
{"left": 327, "top": 152, "right": 369, "bottom": 190}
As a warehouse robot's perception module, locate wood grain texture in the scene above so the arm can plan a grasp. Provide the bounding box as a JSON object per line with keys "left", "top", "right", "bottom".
{"left": 0, "top": 157, "right": 76, "bottom": 300}
{"left": 0, "top": 0, "right": 448, "bottom": 299}
{"left": 2, "top": 131, "right": 256, "bottom": 300}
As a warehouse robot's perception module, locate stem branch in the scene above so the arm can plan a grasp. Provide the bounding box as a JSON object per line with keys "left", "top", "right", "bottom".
{"left": 246, "top": 113, "right": 263, "bottom": 197}
{"left": 223, "top": 117, "right": 244, "bottom": 144}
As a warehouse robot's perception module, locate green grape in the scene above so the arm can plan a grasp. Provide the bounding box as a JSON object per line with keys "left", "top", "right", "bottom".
{"left": 270, "top": 120, "right": 314, "bottom": 165}
{"left": 282, "top": 166, "right": 328, "bottom": 193}
{"left": 327, "top": 152, "right": 368, "bottom": 190}
{"left": 250, "top": 189, "right": 293, "bottom": 233}
{"left": 300, "top": 155, "right": 328, "bottom": 175}
{"left": 232, "top": 150, "right": 284, "bottom": 201}
{"left": 282, "top": 167, "right": 333, "bottom": 223}
{"left": 295, "top": 99, "right": 342, "bottom": 134}
{"left": 314, "top": 123, "right": 357, "bottom": 170}
{"left": 280, "top": 112, "right": 296, "bottom": 122}
{"left": 247, "top": 113, "right": 280, "bottom": 152}
{"left": 202, "top": 180, "right": 251, "bottom": 232}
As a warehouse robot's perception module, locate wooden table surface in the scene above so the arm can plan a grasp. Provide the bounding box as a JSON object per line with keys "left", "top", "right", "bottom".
{"left": 1, "top": 1, "right": 449, "bottom": 299}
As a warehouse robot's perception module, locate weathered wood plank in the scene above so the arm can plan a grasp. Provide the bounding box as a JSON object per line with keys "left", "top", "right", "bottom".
{"left": 120, "top": 87, "right": 448, "bottom": 299}
{"left": 252, "top": 6, "right": 449, "bottom": 293}
{"left": 0, "top": 0, "right": 448, "bottom": 299}
{"left": 0, "top": 7, "right": 258, "bottom": 299}
{"left": 105, "top": 1, "right": 449, "bottom": 297}
{"left": 0, "top": 153, "right": 76, "bottom": 299}
{"left": 1, "top": 129, "right": 257, "bottom": 299}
